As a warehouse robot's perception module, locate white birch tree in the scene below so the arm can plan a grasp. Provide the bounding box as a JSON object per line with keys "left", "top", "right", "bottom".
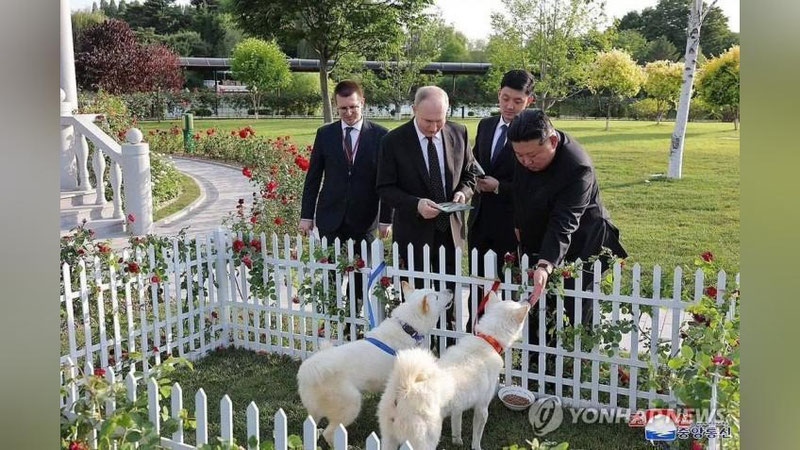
{"left": 668, "top": 0, "right": 718, "bottom": 179}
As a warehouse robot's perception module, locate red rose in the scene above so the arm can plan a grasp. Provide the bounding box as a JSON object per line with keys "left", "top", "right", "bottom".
{"left": 346, "top": 265, "right": 355, "bottom": 273}
{"left": 242, "top": 255, "right": 253, "bottom": 269}
{"left": 294, "top": 156, "right": 310, "bottom": 171}
{"left": 193, "top": 133, "right": 201, "bottom": 141}
{"left": 701, "top": 251, "right": 714, "bottom": 262}
{"left": 292, "top": 296, "right": 300, "bottom": 304}
{"left": 712, "top": 355, "right": 733, "bottom": 366}
{"left": 692, "top": 313, "right": 709, "bottom": 326}
{"left": 127, "top": 262, "right": 140, "bottom": 274}
{"left": 96, "top": 243, "right": 111, "bottom": 254}
{"left": 691, "top": 440, "right": 704, "bottom": 450}
{"left": 250, "top": 216, "right": 258, "bottom": 224}
{"left": 69, "top": 441, "right": 89, "bottom": 450}
{"left": 380, "top": 276, "right": 392, "bottom": 288}
{"left": 242, "top": 167, "right": 252, "bottom": 179}
{"left": 267, "top": 180, "right": 278, "bottom": 193}
{"left": 561, "top": 270, "right": 572, "bottom": 279}
{"left": 319, "top": 257, "right": 329, "bottom": 264}
{"left": 151, "top": 275, "right": 160, "bottom": 284}
{"left": 206, "top": 128, "right": 215, "bottom": 135}
{"left": 355, "top": 258, "right": 366, "bottom": 269}
{"left": 152, "top": 346, "right": 159, "bottom": 353}
{"left": 77, "top": 248, "right": 85, "bottom": 255}
{"left": 233, "top": 239, "right": 245, "bottom": 253}
{"left": 127, "top": 213, "right": 136, "bottom": 223}
{"left": 705, "top": 286, "right": 718, "bottom": 298}
{"left": 211, "top": 311, "right": 218, "bottom": 319}
{"left": 239, "top": 129, "right": 249, "bottom": 139}
{"left": 93, "top": 368, "right": 106, "bottom": 377}
{"left": 250, "top": 239, "right": 262, "bottom": 252}
{"left": 503, "top": 252, "right": 516, "bottom": 264}
{"left": 274, "top": 217, "right": 284, "bottom": 225}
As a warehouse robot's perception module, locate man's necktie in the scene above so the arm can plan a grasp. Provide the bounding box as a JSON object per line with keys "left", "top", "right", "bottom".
{"left": 426, "top": 137, "right": 448, "bottom": 232}
{"left": 491, "top": 124, "right": 507, "bottom": 166}
{"left": 344, "top": 126, "right": 354, "bottom": 165}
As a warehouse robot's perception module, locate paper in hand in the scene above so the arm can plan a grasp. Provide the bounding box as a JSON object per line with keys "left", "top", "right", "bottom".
{"left": 435, "top": 202, "right": 473, "bottom": 213}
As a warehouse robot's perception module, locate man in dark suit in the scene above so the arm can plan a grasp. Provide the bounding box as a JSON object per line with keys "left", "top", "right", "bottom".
{"left": 377, "top": 86, "right": 476, "bottom": 332}
{"left": 508, "top": 109, "right": 627, "bottom": 352}
{"left": 467, "top": 70, "right": 535, "bottom": 330}
{"left": 300, "top": 81, "right": 390, "bottom": 330}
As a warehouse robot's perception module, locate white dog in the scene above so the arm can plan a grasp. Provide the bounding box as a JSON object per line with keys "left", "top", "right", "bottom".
{"left": 297, "top": 281, "right": 452, "bottom": 444}
{"left": 378, "top": 292, "right": 530, "bottom": 450}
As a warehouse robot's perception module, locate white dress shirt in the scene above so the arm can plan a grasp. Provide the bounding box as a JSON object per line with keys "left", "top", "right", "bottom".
{"left": 413, "top": 119, "right": 446, "bottom": 193}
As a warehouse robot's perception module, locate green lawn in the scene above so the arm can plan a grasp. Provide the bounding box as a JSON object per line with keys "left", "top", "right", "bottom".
{"left": 171, "top": 347, "right": 678, "bottom": 450}
{"left": 153, "top": 172, "right": 201, "bottom": 222}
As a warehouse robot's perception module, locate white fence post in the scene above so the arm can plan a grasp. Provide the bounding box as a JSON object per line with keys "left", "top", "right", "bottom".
{"left": 366, "top": 432, "right": 380, "bottom": 450}
{"left": 214, "top": 228, "right": 232, "bottom": 347}
{"left": 333, "top": 424, "right": 347, "bottom": 450}
{"left": 171, "top": 383, "right": 184, "bottom": 444}
{"left": 121, "top": 128, "right": 153, "bottom": 235}
{"left": 303, "top": 416, "right": 318, "bottom": 450}
{"left": 195, "top": 388, "right": 208, "bottom": 446}
{"left": 247, "top": 402, "right": 260, "bottom": 449}
{"left": 221, "top": 395, "right": 233, "bottom": 445}
{"left": 147, "top": 377, "right": 160, "bottom": 435}
{"left": 274, "top": 408, "right": 288, "bottom": 450}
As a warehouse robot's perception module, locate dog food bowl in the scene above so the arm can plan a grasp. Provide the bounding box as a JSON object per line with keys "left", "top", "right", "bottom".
{"left": 498, "top": 385, "right": 535, "bottom": 411}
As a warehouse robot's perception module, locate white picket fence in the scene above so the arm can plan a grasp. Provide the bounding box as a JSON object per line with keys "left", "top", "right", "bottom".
{"left": 60, "top": 227, "right": 738, "bottom": 448}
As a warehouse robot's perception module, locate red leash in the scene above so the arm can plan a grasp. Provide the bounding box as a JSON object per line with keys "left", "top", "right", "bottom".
{"left": 472, "top": 280, "right": 501, "bottom": 334}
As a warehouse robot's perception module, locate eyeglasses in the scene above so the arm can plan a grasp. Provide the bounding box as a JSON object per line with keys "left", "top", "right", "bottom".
{"left": 337, "top": 105, "right": 362, "bottom": 113}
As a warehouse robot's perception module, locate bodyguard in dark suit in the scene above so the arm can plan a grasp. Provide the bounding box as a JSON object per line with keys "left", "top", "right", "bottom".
{"left": 300, "top": 80, "right": 391, "bottom": 244}
{"left": 509, "top": 109, "right": 627, "bottom": 351}
{"left": 468, "top": 71, "right": 536, "bottom": 324}
{"left": 300, "top": 81, "right": 390, "bottom": 327}
{"left": 377, "top": 86, "right": 476, "bottom": 332}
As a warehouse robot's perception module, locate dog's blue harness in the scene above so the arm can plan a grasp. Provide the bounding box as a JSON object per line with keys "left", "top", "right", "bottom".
{"left": 365, "top": 319, "right": 425, "bottom": 357}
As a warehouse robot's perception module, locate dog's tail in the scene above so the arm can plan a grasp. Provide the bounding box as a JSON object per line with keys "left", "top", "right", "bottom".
{"left": 378, "top": 348, "right": 451, "bottom": 446}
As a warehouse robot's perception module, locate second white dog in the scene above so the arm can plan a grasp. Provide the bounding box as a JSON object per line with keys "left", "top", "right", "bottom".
{"left": 378, "top": 292, "right": 530, "bottom": 450}
{"left": 297, "top": 281, "right": 452, "bottom": 444}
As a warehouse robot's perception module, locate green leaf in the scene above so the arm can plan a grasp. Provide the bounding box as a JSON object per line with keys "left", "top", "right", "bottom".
{"left": 681, "top": 345, "right": 694, "bottom": 360}
{"left": 125, "top": 430, "right": 142, "bottom": 443}
{"left": 668, "top": 358, "right": 684, "bottom": 370}
{"left": 288, "top": 435, "right": 302, "bottom": 448}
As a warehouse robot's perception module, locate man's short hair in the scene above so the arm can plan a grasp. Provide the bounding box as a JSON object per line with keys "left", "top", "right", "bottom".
{"left": 413, "top": 85, "right": 449, "bottom": 109}
{"left": 500, "top": 70, "right": 535, "bottom": 96}
{"left": 334, "top": 80, "right": 364, "bottom": 99}
{"left": 507, "top": 109, "right": 556, "bottom": 143}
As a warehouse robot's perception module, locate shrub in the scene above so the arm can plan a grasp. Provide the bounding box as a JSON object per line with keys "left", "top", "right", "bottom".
{"left": 630, "top": 98, "right": 660, "bottom": 121}
{"left": 150, "top": 153, "right": 182, "bottom": 207}
{"left": 192, "top": 107, "right": 213, "bottom": 117}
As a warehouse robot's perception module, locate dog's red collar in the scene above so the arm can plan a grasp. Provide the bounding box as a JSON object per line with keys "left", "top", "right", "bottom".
{"left": 477, "top": 332, "right": 504, "bottom": 354}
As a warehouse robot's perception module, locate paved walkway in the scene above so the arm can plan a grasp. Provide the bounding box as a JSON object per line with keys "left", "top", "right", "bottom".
{"left": 153, "top": 157, "right": 257, "bottom": 239}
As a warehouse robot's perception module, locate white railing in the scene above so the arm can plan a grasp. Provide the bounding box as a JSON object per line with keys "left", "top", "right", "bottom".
{"left": 60, "top": 228, "right": 738, "bottom": 447}
{"left": 60, "top": 89, "right": 153, "bottom": 235}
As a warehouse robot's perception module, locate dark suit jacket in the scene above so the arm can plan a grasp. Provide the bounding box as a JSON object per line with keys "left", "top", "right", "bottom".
{"left": 300, "top": 119, "right": 390, "bottom": 236}
{"left": 513, "top": 130, "right": 627, "bottom": 266}
{"left": 376, "top": 119, "right": 476, "bottom": 251}
{"left": 468, "top": 116, "right": 517, "bottom": 252}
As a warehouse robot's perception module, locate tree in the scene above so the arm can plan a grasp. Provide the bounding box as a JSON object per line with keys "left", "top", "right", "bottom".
{"left": 370, "top": 15, "right": 442, "bottom": 120}
{"left": 437, "top": 26, "right": 470, "bottom": 62}
{"left": 72, "top": 10, "right": 107, "bottom": 44}
{"left": 228, "top": 0, "right": 433, "bottom": 123}
{"left": 643, "top": 60, "right": 684, "bottom": 124}
{"left": 586, "top": 49, "right": 643, "bottom": 131}
{"left": 92, "top": 2, "right": 99, "bottom": 13}
{"left": 108, "top": 0, "right": 119, "bottom": 16}
{"left": 696, "top": 45, "right": 739, "bottom": 129}
{"left": 161, "top": 30, "right": 210, "bottom": 56}
{"left": 617, "top": 0, "right": 737, "bottom": 58}
{"left": 613, "top": 29, "right": 650, "bottom": 63}
{"left": 140, "top": 43, "right": 184, "bottom": 119}
{"left": 668, "top": 0, "right": 719, "bottom": 179}
{"left": 487, "top": 0, "right": 605, "bottom": 111}
{"left": 75, "top": 19, "right": 183, "bottom": 95}
{"left": 645, "top": 35, "right": 680, "bottom": 62}
{"left": 230, "top": 38, "right": 292, "bottom": 119}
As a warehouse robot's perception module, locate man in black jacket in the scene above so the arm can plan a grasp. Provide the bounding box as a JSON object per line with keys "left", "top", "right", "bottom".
{"left": 377, "top": 86, "right": 476, "bottom": 334}
{"left": 300, "top": 81, "right": 390, "bottom": 328}
{"left": 509, "top": 109, "right": 627, "bottom": 350}
{"left": 467, "top": 70, "right": 535, "bottom": 330}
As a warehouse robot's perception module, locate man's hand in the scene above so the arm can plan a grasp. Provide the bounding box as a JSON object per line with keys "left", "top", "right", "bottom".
{"left": 476, "top": 176, "right": 500, "bottom": 193}
{"left": 378, "top": 223, "right": 392, "bottom": 239}
{"left": 514, "top": 228, "right": 520, "bottom": 242}
{"left": 417, "top": 198, "right": 441, "bottom": 219}
{"left": 299, "top": 219, "right": 313, "bottom": 235}
{"left": 452, "top": 191, "right": 467, "bottom": 203}
{"left": 528, "top": 267, "right": 549, "bottom": 306}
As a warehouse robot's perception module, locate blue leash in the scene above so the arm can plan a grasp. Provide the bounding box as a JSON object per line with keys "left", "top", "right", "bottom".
{"left": 365, "top": 337, "right": 396, "bottom": 356}
{"left": 365, "top": 261, "right": 387, "bottom": 330}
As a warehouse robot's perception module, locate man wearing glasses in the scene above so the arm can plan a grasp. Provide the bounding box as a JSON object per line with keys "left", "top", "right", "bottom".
{"left": 300, "top": 81, "right": 391, "bottom": 332}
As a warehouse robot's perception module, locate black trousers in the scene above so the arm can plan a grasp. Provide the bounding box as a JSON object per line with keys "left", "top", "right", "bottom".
{"left": 320, "top": 225, "right": 375, "bottom": 321}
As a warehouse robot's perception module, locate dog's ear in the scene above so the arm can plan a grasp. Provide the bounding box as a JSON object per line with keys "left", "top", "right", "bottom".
{"left": 401, "top": 280, "right": 414, "bottom": 299}
{"left": 486, "top": 290, "right": 501, "bottom": 308}
{"left": 420, "top": 295, "right": 430, "bottom": 314}
{"left": 515, "top": 303, "right": 530, "bottom": 323}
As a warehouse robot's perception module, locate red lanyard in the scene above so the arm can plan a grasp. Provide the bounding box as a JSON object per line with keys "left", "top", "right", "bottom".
{"left": 343, "top": 126, "right": 362, "bottom": 163}
{"left": 472, "top": 280, "right": 501, "bottom": 335}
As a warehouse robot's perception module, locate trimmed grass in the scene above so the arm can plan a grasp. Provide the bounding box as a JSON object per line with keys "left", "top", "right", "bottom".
{"left": 140, "top": 118, "right": 740, "bottom": 274}
{"left": 153, "top": 172, "right": 201, "bottom": 222}
{"left": 171, "top": 347, "right": 671, "bottom": 449}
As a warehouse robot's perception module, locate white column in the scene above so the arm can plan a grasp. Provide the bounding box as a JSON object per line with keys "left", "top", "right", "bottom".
{"left": 60, "top": 89, "right": 79, "bottom": 190}
{"left": 61, "top": 0, "right": 78, "bottom": 110}
{"left": 121, "top": 129, "right": 153, "bottom": 235}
